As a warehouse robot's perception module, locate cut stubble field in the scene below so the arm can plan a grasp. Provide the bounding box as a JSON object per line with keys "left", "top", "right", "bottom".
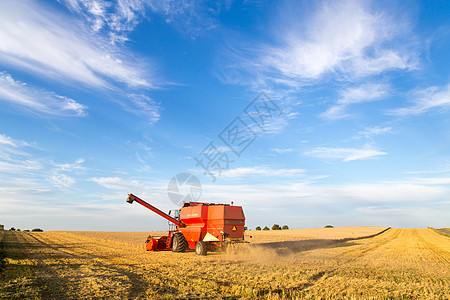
{"left": 0, "top": 227, "right": 449, "bottom": 299}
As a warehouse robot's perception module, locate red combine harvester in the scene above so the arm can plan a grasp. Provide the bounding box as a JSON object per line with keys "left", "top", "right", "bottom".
{"left": 126, "top": 193, "right": 246, "bottom": 255}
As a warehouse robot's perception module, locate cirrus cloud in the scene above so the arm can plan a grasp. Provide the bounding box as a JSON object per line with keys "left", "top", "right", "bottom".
{"left": 305, "top": 144, "right": 387, "bottom": 162}
{"left": 0, "top": 0, "right": 153, "bottom": 89}
{"left": 0, "top": 72, "right": 86, "bottom": 117}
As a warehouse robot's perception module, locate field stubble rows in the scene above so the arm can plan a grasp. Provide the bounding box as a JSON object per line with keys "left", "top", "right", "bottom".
{"left": 0, "top": 227, "right": 449, "bottom": 299}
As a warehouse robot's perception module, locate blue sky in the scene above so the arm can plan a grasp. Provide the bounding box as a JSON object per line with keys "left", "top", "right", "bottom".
{"left": 0, "top": 0, "right": 449, "bottom": 231}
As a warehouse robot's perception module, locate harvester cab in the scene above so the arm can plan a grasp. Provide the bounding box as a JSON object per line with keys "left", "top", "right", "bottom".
{"left": 167, "top": 209, "right": 180, "bottom": 231}
{"left": 126, "top": 193, "right": 246, "bottom": 255}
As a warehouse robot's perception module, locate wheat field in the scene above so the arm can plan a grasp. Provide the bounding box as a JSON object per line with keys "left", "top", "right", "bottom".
{"left": 0, "top": 227, "right": 449, "bottom": 299}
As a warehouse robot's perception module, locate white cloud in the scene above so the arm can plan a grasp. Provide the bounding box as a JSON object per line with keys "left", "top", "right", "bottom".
{"left": 356, "top": 206, "right": 406, "bottom": 215}
{"left": 388, "top": 84, "right": 450, "bottom": 116}
{"left": 62, "top": 0, "right": 221, "bottom": 41}
{"left": 90, "top": 176, "right": 144, "bottom": 191}
{"left": 61, "top": 0, "right": 146, "bottom": 43}
{"left": 305, "top": 144, "right": 387, "bottom": 161}
{"left": 0, "top": 0, "right": 152, "bottom": 88}
{"left": 355, "top": 126, "right": 393, "bottom": 143}
{"left": 271, "top": 148, "right": 293, "bottom": 154}
{"left": 359, "top": 126, "right": 393, "bottom": 137}
{"left": 146, "top": 0, "right": 220, "bottom": 36}
{"left": 278, "top": 0, "right": 414, "bottom": 79}
{"left": 201, "top": 177, "right": 450, "bottom": 209}
{"left": 223, "top": 0, "right": 416, "bottom": 87}
{"left": 125, "top": 94, "right": 160, "bottom": 124}
{"left": 399, "top": 177, "right": 450, "bottom": 185}
{"left": 51, "top": 173, "right": 76, "bottom": 188}
{"left": 219, "top": 167, "right": 305, "bottom": 179}
{"left": 0, "top": 72, "right": 86, "bottom": 117}
{"left": 53, "top": 158, "right": 86, "bottom": 171}
{"left": 0, "top": 160, "right": 42, "bottom": 173}
{"left": 0, "top": 133, "right": 40, "bottom": 172}
{"left": 0, "top": 133, "right": 27, "bottom": 147}
{"left": 321, "top": 83, "right": 390, "bottom": 119}
{"left": 0, "top": 133, "right": 87, "bottom": 191}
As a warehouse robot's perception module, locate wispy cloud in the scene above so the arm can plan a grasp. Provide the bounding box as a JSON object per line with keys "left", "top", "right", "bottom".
{"left": 358, "top": 126, "right": 393, "bottom": 138}
{"left": 266, "top": 0, "right": 415, "bottom": 81}
{"left": 271, "top": 148, "right": 293, "bottom": 154}
{"left": 321, "top": 83, "right": 390, "bottom": 119}
{"left": 123, "top": 94, "right": 160, "bottom": 124}
{"left": 201, "top": 177, "right": 450, "bottom": 211}
{"left": 388, "top": 83, "right": 450, "bottom": 116}
{"left": 146, "top": 0, "right": 221, "bottom": 37}
{"left": 0, "top": 0, "right": 152, "bottom": 88}
{"left": 62, "top": 0, "right": 222, "bottom": 41}
{"left": 61, "top": 0, "right": 147, "bottom": 43}
{"left": 53, "top": 158, "right": 86, "bottom": 172}
{"left": 0, "top": 133, "right": 30, "bottom": 148}
{"left": 355, "top": 126, "right": 393, "bottom": 144}
{"left": 50, "top": 173, "right": 76, "bottom": 189}
{"left": 0, "top": 72, "right": 86, "bottom": 116}
{"left": 90, "top": 176, "right": 143, "bottom": 191}
{"left": 222, "top": 0, "right": 416, "bottom": 87}
{"left": 0, "top": 133, "right": 86, "bottom": 190}
{"left": 0, "top": 133, "right": 41, "bottom": 173}
{"left": 219, "top": 167, "right": 306, "bottom": 179}
{"left": 50, "top": 158, "right": 86, "bottom": 189}
{"left": 305, "top": 144, "right": 387, "bottom": 161}
{"left": 398, "top": 177, "right": 450, "bottom": 185}
{"left": 0, "top": 160, "right": 42, "bottom": 174}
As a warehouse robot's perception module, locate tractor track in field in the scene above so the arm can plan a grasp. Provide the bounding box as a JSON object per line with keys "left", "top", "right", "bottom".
{"left": 300, "top": 228, "right": 450, "bottom": 297}
{"left": 25, "top": 232, "right": 148, "bottom": 299}
{"left": 414, "top": 229, "right": 449, "bottom": 264}
{"left": 2, "top": 231, "right": 148, "bottom": 299}
{"left": 251, "top": 228, "right": 398, "bottom": 296}
{"left": 298, "top": 228, "right": 400, "bottom": 293}
{"left": 336, "top": 227, "right": 399, "bottom": 261}
{"left": 3, "top": 228, "right": 448, "bottom": 299}
{"left": 2, "top": 231, "right": 73, "bottom": 299}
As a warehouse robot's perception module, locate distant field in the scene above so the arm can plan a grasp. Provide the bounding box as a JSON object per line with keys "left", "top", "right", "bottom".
{"left": 67, "top": 227, "right": 386, "bottom": 246}
{"left": 1, "top": 227, "right": 449, "bottom": 299}
{"left": 68, "top": 231, "right": 167, "bottom": 245}
{"left": 246, "top": 226, "right": 387, "bottom": 244}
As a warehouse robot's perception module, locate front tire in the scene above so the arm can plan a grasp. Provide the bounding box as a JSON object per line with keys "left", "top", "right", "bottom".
{"left": 172, "top": 232, "right": 188, "bottom": 252}
{"left": 195, "top": 241, "right": 207, "bottom": 255}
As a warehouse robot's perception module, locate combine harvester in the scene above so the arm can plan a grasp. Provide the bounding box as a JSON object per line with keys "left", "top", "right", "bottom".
{"left": 126, "top": 194, "right": 246, "bottom": 255}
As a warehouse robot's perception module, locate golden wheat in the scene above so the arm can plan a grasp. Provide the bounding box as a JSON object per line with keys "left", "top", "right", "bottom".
{"left": 0, "top": 227, "right": 448, "bottom": 299}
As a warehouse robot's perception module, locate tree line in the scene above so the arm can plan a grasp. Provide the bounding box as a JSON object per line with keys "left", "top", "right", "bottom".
{"left": 255, "top": 224, "right": 289, "bottom": 230}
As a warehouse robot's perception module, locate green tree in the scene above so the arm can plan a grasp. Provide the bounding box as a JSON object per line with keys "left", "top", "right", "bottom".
{"left": 324, "top": 225, "right": 334, "bottom": 228}
{"left": 282, "top": 225, "right": 289, "bottom": 230}
{"left": 255, "top": 226, "right": 261, "bottom": 230}
{"left": 272, "top": 224, "right": 281, "bottom": 230}
{"left": 263, "top": 226, "right": 270, "bottom": 230}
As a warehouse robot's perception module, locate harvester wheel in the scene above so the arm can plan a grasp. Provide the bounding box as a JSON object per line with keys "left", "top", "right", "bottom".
{"left": 195, "top": 241, "right": 207, "bottom": 256}
{"left": 172, "top": 232, "right": 188, "bottom": 252}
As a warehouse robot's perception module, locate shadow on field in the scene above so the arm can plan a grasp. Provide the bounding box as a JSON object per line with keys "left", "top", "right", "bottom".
{"left": 2, "top": 231, "right": 149, "bottom": 299}
{"left": 253, "top": 227, "right": 391, "bottom": 255}
{"left": 252, "top": 239, "right": 357, "bottom": 255}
